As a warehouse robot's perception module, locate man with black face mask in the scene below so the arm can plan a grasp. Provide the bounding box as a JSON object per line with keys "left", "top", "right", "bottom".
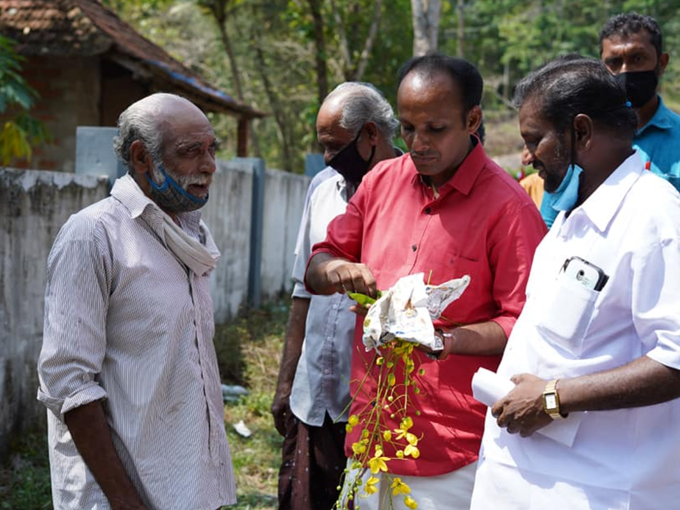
{"left": 599, "top": 13, "right": 680, "bottom": 191}
{"left": 272, "top": 82, "right": 400, "bottom": 510}
{"left": 539, "top": 13, "right": 680, "bottom": 229}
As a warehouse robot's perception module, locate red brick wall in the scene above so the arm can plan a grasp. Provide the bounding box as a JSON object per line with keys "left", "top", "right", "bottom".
{"left": 100, "top": 59, "right": 149, "bottom": 127}
{"left": 12, "top": 55, "right": 101, "bottom": 172}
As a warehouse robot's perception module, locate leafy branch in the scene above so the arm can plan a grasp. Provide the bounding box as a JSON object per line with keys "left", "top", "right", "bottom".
{"left": 0, "top": 35, "right": 51, "bottom": 166}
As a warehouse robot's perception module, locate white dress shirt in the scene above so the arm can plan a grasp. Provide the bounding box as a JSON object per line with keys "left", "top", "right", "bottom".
{"left": 471, "top": 152, "right": 680, "bottom": 510}
{"left": 289, "top": 171, "right": 356, "bottom": 426}
{"left": 37, "top": 175, "right": 236, "bottom": 510}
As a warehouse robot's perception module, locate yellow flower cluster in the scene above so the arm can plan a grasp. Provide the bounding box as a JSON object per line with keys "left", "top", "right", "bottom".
{"left": 335, "top": 338, "right": 427, "bottom": 510}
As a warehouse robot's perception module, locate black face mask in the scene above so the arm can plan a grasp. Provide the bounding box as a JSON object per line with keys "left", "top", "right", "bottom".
{"left": 327, "top": 127, "right": 375, "bottom": 185}
{"left": 615, "top": 70, "right": 658, "bottom": 108}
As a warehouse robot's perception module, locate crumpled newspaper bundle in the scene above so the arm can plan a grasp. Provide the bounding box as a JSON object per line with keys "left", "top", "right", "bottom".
{"left": 362, "top": 273, "right": 471, "bottom": 351}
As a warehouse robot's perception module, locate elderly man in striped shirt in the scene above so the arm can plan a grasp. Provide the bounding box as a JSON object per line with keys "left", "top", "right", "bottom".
{"left": 37, "top": 93, "right": 235, "bottom": 510}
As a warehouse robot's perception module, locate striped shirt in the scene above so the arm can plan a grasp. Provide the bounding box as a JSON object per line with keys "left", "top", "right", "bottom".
{"left": 37, "top": 174, "right": 236, "bottom": 510}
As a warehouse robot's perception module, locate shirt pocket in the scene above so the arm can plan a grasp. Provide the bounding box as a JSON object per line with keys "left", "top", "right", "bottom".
{"left": 427, "top": 253, "right": 487, "bottom": 322}
{"left": 535, "top": 277, "right": 598, "bottom": 357}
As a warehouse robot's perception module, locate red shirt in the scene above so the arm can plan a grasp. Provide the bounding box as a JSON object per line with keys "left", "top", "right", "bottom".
{"left": 309, "top": 141, "right": 546, "bottom": 476}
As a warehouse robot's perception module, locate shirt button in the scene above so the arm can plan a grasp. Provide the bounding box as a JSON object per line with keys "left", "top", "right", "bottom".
{"left": 425, "top": 207, "right": 432, "bottom": 214}
{"left": 411, "top": 244, "right": 417, "bottom": 252}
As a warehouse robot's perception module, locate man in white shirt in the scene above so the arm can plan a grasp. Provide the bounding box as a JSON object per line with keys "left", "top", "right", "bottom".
{"left": 271, "top": 82, "right": 400, "bottom": 510}
{"left": 470, "top": 55, "right": 680, "bottom": 510}
{"left": 37, "top": 93, "right": 235, "bottom": 510}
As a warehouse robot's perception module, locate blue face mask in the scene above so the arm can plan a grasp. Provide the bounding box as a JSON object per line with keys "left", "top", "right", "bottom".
{"left": 146, "top": 162, "right": 209, "bottom": 213}
{"left": 540, "top": 164, "right": 583, "bottom": 228}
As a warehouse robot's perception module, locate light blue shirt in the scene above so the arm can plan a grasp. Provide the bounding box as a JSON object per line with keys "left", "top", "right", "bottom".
{"left": 540, "top": 95, "right": 680, "bottom": 228}
{"left": 634, "top": 95, "right": 680, "bottom": 189}
{"left": 289, "top": 172, "right": 354, "bottom": 426}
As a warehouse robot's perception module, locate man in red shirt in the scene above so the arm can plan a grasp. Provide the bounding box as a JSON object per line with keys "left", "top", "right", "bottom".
{"left": 305, "top": 54, "right": 546, "bottom": 509}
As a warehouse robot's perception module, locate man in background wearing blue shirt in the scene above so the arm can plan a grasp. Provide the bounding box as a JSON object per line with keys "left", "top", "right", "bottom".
{"left": 540, "top": 12, "right": 680, "bottom": 228}
{"left": 601, "top": 13, "right": 680, "bottom": 187}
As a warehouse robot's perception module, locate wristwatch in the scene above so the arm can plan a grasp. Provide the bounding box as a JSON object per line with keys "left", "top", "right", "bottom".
{"left": 426, "top": 329, "right": 454, "bottom": 360}
{"left": 542, "top": 379, "right": 567, "bottom": 420}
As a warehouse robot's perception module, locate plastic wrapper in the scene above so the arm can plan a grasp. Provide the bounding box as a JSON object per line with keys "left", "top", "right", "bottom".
{"left": 362, "top": 273, "right": 470, "bottom": 351}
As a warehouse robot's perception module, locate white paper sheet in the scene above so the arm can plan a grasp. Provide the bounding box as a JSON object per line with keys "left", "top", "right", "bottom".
{"left": 362, "top": 273, "right": 470, "bottom": 351}
{"left": 472, "top": 368, "right": 582, "bottom": 447}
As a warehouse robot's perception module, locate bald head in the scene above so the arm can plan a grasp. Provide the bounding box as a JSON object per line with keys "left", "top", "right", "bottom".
{"left": 113, "top": 93, "right": 211, "bottom": 168}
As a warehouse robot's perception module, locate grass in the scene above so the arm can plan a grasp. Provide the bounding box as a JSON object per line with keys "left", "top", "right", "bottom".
{"left": 0, "top": 431, "right": 52, "bottom": 510}
{"left": 0, "top": 299, "right": 290, "bottom": 510}
{"left": 218, "top": 300, "right": 289, "bottom": 510}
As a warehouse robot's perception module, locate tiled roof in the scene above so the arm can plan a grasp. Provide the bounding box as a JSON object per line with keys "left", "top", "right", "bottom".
{"left": 0, "top": 0, "right": 266, "bottom": 118}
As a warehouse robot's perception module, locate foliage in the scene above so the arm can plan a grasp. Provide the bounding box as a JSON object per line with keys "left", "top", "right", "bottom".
{"left": 0, "top": 429, "right": 52, "bottom": 510}
{"left": 439, "top": 0, "right": 680, "bottom": 106}
{"left": 101, "top": 0, "right": 679, "bottom": 170}
{"left": 218, "top": 299, "right": 290, "bottom": 510}
{"left": 0, "top": 35, "right": 50, "bottom": 166}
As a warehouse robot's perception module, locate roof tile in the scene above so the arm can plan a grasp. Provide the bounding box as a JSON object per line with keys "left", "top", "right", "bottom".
{"left": 0, "top": 0, "right": 266, "bottom": 117}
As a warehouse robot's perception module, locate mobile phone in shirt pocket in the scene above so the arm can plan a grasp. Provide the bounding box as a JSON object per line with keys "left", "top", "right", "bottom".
{"left": 535, "top": 273, "right": 599, "bottom": 357}
{"left": 561, "top": 256, "right": 608, "bottom": 291}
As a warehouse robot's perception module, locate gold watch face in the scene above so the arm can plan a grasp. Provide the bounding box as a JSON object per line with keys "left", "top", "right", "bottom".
{"left": 545, "top": 393, "right": 557, "bottom": 410}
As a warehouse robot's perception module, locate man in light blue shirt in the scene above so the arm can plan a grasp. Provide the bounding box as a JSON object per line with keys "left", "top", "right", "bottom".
{"left": 601, "top": 13, "right": 680, "bottom": 188}
{"left": 540, "top": 13, "right": 680, "bottom": 228}
{"left": 631, "top": 95, "right": 680, "bottom": 188}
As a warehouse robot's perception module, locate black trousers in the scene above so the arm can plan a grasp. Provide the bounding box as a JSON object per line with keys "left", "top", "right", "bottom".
{"left": 277, "top": 410, "right": 347, "bottom": 510}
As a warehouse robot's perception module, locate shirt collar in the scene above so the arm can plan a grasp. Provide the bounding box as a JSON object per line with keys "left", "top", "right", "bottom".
{"left": 573, "top": 151, "right": 644, "bottom": 233}
{"left": 638, "top": 95, "right": 674, "bottom": 134}
{"left": 412, "top": 136, "right": 486, "bottom": 196}
{"left": 110, "top": 174, "right": 202, "bottom": 236}
{"left": 111, "top": 174, "right": 157, "bottom": 219}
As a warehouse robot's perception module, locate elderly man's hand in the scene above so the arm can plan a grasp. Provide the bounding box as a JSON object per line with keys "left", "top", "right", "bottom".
{"left": 271, "top": 390, "right": 290, "bottom": 437}
{"left": 491, "top": 373, "right": 552, "bottom": 437}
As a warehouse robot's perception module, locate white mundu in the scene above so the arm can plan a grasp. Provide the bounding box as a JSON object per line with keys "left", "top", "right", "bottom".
{"left": 471, "top": 152, "right": 680, "bottom": 510}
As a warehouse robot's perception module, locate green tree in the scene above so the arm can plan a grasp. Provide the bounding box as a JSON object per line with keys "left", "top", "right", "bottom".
{"left": 0, "top": 35, "right": 50, "bottom": 166}
{"left": 438, "top": 0, "right": 680, "bottom": 109}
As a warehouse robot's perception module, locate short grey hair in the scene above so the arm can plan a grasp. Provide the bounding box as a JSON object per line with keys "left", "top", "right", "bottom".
{"left": 113, "top": 93, "right": 190, "bottom": 168}
{"left": 326, "top": 82, "right": 399, "bottom": 140}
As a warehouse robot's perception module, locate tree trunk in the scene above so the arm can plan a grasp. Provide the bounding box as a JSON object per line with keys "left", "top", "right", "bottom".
{"left": 456, "top": 0, "right": 464, "bottom": 58}
{"left": 214, "top": 10, "right": 244, "bottom": 101}
{"left": 411, "top": 0, "right": 442, "bottom": 56}
{"left": 252, "top": 33, "right": 293, "bottom": 172}
{"left": 330, "top": 0, "right": 383, "bottom": 82}
{"left": 209, "top": 3, "right": 262, "bottom": 156}
{"left": 354, "top": 0, "right": 383, "bottom": 81}
{"left": 502, "top": 59, "right": 510, "bottom": 104}
{"left": 306, "top": 0, "right": 329, "bottom": 106}
{"left": 330, "top": 0, "right": 352, "bottom": 78}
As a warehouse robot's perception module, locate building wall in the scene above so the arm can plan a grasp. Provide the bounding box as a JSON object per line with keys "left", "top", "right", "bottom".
{"left": 19, "top": 56, "right": 101, "bottom": 172}
{"left": 203, "top": 159, "right": 255, "bottom": 323}
{"left": 0, "top": 169, "right": 109, "bottom": 458}
{"left": 261, "top": 168, "right": 310, "bottom": 299}
{"left": 0, "top": 161, "right": 310, "bottom": 458}
{"left": 99, "top": 59, "right": 149, "bottom": 127}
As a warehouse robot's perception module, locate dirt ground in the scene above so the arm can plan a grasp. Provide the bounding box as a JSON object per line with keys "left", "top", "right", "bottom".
{"left": 484, "top": 112, "right": 525, "bottom": 175}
